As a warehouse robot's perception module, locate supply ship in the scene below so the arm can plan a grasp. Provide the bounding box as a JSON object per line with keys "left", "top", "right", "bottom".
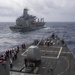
{"left": 0, "top": 34, "right": 75, "bottom": 75}
{"left": 10, "top": 8, "right": 45, "bottom": 32}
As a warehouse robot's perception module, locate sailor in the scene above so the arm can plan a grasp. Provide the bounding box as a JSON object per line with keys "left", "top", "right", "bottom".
{"left": 22, "top": 44, "right": 24, "bottom": 49}
{"left": 24, "top": 57, "right": 28, "bottom": 67}
{"left": 11, "top": 50, "right": 15, "bottom": 61}
{"left": 4, "top": 53, "right": 7, "bottom": 61}
{"left": 0, "top": 54, "right": 6, "bottom": 60}
{"left": 9, "top": 50, "right": 12, "bottom": 56}
{"left": 5, "top": 50, "right": 9, "bottom": 58}
{"left": 7, "top": 50, "right": 10, "bottom": 58}
{"left": 17, "top": 46, "right": 19, "bottom": 53}
{"left": 47, "top": 41, "right": 50, "bottom": 46}
{"left": 51, "top": 33, "right": 55, "bottom": 39}
{"left": 61, "top": 39, "right": 65, "bottom": 45}
{"left": 22, "top": 43, "right": 25, "bottom": 49}
{"left": 14, "top": 48, "right": 17, "bottom": 60}
{"left": 0, "top": 55, "right": 3, "bottom": 60}
{"left": 34, "top": 39, "right": 39, "bottom": 45}
{"left": 45, "top": 41, "right": 50, "bottom": 46}
{"left": 0, "top": 59, "right": 6, "bottom": 64}
{"left": 21, "top": 44, "right": 23, "bottom": 49}
{"left": 23, "top": 43, "right": 26, "bottom": 49}
{"left": 16, "top": 48, "right": 18, "bottom": 54}
{"left": 3, "top": 53, "right": 6, "bottom": 61}
{"left": 9, "top": 50, "right": 12, "bottom": 58}
{"left": 9, "top": 58, "right": 13, "bottom": 69}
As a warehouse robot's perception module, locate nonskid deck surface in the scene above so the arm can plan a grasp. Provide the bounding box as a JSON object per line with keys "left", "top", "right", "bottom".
{"left": 10, "top": 35, "right": 75, "bottom": 75}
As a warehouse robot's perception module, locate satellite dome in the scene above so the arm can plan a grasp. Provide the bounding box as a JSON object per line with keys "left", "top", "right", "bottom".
{"left": 27, "top": 46, "right": 41, "bottom": 61}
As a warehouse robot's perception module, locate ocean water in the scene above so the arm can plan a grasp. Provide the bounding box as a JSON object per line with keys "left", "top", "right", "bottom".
{"left": 0, "top": 22, "right": 75, "bottom": 56}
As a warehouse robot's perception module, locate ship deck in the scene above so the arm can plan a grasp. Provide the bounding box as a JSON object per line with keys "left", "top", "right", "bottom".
{"left": 10, "top": 35, "right": 75, "bottom": 75}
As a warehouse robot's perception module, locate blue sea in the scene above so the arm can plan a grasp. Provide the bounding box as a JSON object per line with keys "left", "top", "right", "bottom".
{"left": 0, "top": 22, "right": 75, "bottom": 57}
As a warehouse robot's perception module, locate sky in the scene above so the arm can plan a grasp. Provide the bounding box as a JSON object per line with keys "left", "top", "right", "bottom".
{"left": 0, "top": 0, "right": 75, "bottom": 22}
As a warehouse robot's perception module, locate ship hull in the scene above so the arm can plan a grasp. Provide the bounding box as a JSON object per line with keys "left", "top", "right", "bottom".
{"left": 10, "top": 25, "right": 45, "bottom": 32}
{"left": 10, "top": 22, "right": 45, "bottom": 32}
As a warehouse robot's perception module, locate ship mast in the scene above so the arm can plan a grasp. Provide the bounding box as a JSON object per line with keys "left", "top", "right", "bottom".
{"left": 23, "top": 8, "right": 28, "bottom": 17}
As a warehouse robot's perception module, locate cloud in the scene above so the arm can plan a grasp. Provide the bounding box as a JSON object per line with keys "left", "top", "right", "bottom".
{"left": 0, "top": 0, "right": 75, "bottom": 22}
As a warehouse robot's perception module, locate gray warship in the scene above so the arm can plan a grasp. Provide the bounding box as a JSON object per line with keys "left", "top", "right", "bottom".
{"left": 10, "top": 8, "right": 45, "bottom": 32}
{"left": 0, "top": 34, "right": 75, "bottom": 75}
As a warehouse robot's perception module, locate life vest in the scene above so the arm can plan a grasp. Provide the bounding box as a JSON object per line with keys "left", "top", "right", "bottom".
{"left": 0, "top": 59, "right": 6, "bottom": 63}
